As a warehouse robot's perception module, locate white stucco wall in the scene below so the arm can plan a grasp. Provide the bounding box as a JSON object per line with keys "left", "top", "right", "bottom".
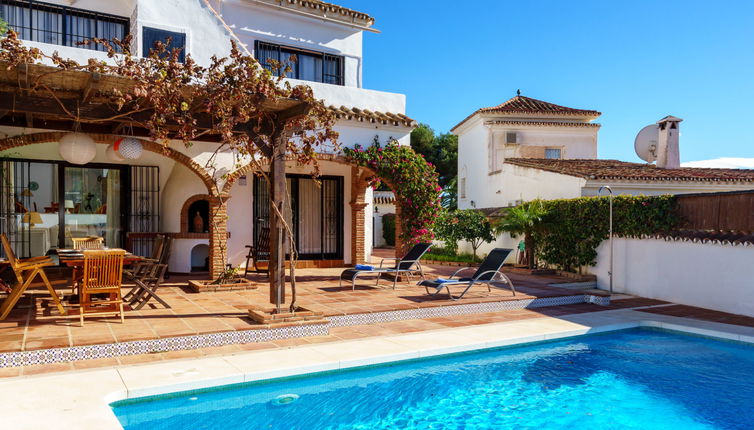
{"left": 590, "top": 238, "right": 754, "bottom": 318}
{"left": 456, "top": 113, "right": 598, "bottom": 210}
{"left": 459, "top": 161, "right": 585, "bottom": 210}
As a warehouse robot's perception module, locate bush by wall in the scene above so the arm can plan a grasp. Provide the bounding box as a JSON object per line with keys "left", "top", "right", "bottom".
{"left": 529, "top": 195, "right": 679, "bottom": 271}
{"left": 382, "top": 213, "right": 396, "bottom": 246}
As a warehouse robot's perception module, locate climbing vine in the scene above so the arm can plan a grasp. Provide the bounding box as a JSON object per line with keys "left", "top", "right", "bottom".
{"left": 345, "top": 139, "right": 442, "bottom": 245}
{"left": 526, "top": 195, "right": 680, "bottom": 271}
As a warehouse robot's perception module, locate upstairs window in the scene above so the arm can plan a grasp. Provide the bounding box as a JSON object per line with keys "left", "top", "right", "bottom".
{"left": 255, "top": 40, "right": 344, "bottom": 86}
{"left": 142, "top": 27, "right": 186, "bottom": 62}
{"left": 0, "top": 0, "right": 129, "bottom": 52}
{"left": 545, "top": 148, "right": 562, "bottom": 159}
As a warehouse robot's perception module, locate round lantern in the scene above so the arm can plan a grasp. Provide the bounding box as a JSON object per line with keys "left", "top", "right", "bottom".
{"left": 114, "top": 137, "right": 143, "bottom": 159}
{"left": 106, "top": 143, "right": 125, "bottom": 162}
{"left": 58, "top": 133, "right": 96, "bottom": 165}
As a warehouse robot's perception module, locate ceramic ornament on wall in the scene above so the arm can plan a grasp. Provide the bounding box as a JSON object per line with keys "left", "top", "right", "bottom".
{"left": 58, "top": 132, "right": 96, "bottom": 165}
{"left": 115, "top": 137, "right": 144, "bottom": 159}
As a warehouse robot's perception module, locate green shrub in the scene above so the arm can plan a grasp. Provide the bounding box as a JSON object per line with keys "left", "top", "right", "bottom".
{"left": 529, "top": 195, "right": 679, "bottom": 271}
{"left": 382, "top": 213, "right": 396, "bottom": 246}
{"left": 435, "top": 209, "right": 495, "bottom": 259}
{"left": 424, "top": 246, "right": 482, "bottom": 263}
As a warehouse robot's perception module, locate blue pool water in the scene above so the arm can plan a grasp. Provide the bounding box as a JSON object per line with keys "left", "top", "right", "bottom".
{"left": 112, "top": 329, "right": 754, "bottom": 429}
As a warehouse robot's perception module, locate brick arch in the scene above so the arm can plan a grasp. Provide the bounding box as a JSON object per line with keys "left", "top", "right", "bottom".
{"left": 0, "top": 132, "right": 216, "bottom": 193}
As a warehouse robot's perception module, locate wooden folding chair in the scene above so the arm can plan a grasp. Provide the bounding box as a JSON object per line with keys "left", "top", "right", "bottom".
{"left": 79, "top": 249, "right": 125, "bottom": 326}
{"left": 244, "top": 227, "right": 270, "bottom": 276}
{"left": 72, "top": 236, "right": 104, "bottom": 250}
{"left": 0, "top": 234, "right": 67, "bottom": 320}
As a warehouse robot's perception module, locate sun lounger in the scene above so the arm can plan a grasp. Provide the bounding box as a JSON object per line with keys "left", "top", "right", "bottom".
{"left": 339, "top": 243, "right": 432, "bottom": 290}
{"left": 419, "top": 248, "right": 515, "bottom": 300}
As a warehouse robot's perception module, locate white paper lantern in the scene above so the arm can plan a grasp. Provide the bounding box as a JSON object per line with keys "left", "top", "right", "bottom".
{"left": 106, "top": 142, "right": 125, "bottom": 161}
{"left": 116, "top": 137, "right": 143, "bottom": 159}
{"left": 58, "top": 133, "right": 96, "bottom": 165}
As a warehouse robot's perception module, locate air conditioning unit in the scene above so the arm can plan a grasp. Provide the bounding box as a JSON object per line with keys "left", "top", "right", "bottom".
{"left": 506, "top": 132, "right": 518, "bottom": 144}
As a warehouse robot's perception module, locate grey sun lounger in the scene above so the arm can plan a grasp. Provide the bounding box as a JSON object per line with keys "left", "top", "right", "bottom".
{"left": 419, "top": 248, "right": 515, "bottom": 300}
{"left": 339, "top": 243, "right": 432, "bottom": 290}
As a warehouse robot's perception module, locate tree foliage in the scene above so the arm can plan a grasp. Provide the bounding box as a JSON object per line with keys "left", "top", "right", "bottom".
{"left": 494, "top": 200, "right": 548, "bottom": 268}
{"left": 0, "top": 30, "right": 337, "bottom": 168}
{"left": 436, "top": 209, "right": 495, "bottom": 260}
{"left": 410, "top": 123, "right": 458, "bottom": 209}
{"left": 0, "top": 29, "right": 338, "bottom": 292}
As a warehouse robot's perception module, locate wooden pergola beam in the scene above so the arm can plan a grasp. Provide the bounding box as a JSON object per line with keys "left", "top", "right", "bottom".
{"left": 0, "top": 62, "right": 317, "bottom": 310}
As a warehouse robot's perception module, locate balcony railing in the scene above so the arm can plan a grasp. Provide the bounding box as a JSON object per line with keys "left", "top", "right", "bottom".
{"left": 0, "top": 0, "right": 129, "bottom": 52}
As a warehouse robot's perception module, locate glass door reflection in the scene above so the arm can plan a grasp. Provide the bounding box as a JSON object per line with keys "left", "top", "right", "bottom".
{"left": 63, "top": 167, "right": 122, "bottom": 248}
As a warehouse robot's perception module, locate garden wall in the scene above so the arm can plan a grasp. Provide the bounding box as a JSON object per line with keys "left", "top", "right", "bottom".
{"left": 590, "top": 238, "right": 754, "bottom": 317}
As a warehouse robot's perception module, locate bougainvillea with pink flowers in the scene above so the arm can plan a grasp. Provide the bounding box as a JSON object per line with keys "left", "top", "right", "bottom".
{"left": 345, "top": 139, "right": 442, "bottom": 245}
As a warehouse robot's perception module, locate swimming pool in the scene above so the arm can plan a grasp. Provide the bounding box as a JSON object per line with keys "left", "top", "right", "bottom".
{"left": 111, "top": 328, "right": 754, "bottom": 429}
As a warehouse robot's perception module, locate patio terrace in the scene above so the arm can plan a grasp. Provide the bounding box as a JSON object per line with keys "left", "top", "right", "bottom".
{"left": 1, "top": 251, "right": 752, "bottom": 379}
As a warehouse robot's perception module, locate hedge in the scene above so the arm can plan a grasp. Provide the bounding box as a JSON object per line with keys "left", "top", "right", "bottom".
{"left": 382, "top": 213, "right": 396, "bottom": 246}
{"left": 529, "top": 195, "right": 679, "bottom": 271}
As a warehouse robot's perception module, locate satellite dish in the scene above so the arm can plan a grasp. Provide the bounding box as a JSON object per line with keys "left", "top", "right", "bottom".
{"left": 634, "top": 124, "right": 659, "bottom": 163}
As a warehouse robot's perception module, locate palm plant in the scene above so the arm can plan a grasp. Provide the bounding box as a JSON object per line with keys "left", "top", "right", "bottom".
{"left": 494, "top": 200, "right": 548, "bottom": 269}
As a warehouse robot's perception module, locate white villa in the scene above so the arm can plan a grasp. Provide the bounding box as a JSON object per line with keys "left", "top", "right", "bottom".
{"left": 455, "top": 94, "right": 754, "bottom": 210}
{"left": 0, "top": 0, "right": 414, "bottom": 276}
{"left": 453, "top": 93, "right": 754, "bottom": 256}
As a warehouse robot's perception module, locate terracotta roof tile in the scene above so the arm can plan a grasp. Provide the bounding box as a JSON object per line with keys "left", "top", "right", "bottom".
{"left": 484, "top": 120, "right": 600, "bottom": 129}
{"left": 504, "top": 158, "right": 754, "bottom": 183}
{"left": 480, "top": 96, "right": 601, "bottom": 116}
{"left": 373, "top": 191, "right": 395, "bottom": 205}
{"left": 452, "top": 95, "right": 600, "bottom": 131}
{"left": 328, "top": 105, "right": 415, "bottom": 128}
{"left": 253, "top": 0, "right": 374, "bottom": 26}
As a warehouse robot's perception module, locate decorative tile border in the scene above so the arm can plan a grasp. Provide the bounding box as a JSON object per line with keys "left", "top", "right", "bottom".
{"left": 328, "top": 294, "right": 609, "bottom": 327}
{"left": 0, "top": 294, "right": 609, "bottom": 368}
{"left": 0, "top": 323, "right": 328, "bottom": 368}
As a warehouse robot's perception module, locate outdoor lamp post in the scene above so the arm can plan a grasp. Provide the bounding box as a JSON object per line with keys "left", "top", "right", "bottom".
{"left": 598, "top": 186, "right": 614, "bottom": 294}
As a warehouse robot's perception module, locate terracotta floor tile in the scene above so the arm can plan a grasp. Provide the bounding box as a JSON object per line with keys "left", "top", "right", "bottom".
{"left": 0, "top": 367, "right": 22, "bottom": 378}
{"left": 22, "top": 362, "right": 74, "bottom": 376}
{"left": 162, "top": 349, "right": 204, "bottom": 360}
{"left": 237, "top": 341, "right": 278, "bottom": 351}
{"left": 72, "top": 357, "right": 120, "bottom": 370}
{"left": 117, "top": 353, "right": 164, "bottom": 366}
{"left": 23, "top": 337, "right": 72, "bottom": 350}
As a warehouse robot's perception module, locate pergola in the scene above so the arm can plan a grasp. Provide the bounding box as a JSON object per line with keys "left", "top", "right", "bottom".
{"left": 0, "top": 62, "right": 310, "bottom": 307}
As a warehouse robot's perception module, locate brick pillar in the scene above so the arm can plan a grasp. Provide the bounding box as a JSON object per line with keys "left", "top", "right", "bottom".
{"left": 350, "top": 166, "right": 368, "bottom": 265}
{"left": 209, "top": 194, "right": 230, "bottom": 279}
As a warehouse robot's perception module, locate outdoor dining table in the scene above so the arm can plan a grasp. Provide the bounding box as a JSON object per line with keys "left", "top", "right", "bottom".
{"left": 57, "top": 249, "right": 144, "bottom": 310}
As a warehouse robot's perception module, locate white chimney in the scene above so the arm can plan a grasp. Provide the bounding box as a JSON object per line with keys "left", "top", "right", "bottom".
{"left": 656, "top": 115, "right": 682, "bottom": 169}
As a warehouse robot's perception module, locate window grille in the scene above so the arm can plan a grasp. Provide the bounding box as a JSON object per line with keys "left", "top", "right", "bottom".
{"left": 255, "top": 40, "right": 344, "bottom": 86}
{"left": 142, "top": 26, "right": 186, "bottom": 62}
{"left": 1, "top": 0, "right": 129, "bottom": 52}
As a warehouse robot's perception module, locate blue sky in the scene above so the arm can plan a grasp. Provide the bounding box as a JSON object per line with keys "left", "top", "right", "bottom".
{"left": 344, "top": 0, "right": 754, "bottom": 164}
